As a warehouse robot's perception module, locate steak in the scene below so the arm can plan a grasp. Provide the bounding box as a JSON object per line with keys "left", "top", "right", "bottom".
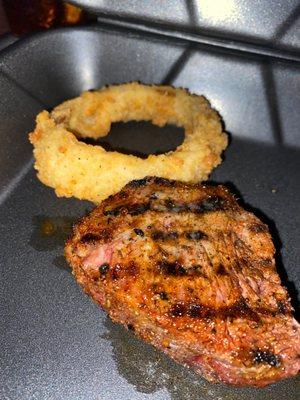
{"left": 65, "top": 177, "right": 300, "bottom": 387}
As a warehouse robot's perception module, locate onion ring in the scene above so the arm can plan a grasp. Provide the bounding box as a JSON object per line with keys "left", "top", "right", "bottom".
{"left": 29, "top": 82, "right": 227, "bottom": 203}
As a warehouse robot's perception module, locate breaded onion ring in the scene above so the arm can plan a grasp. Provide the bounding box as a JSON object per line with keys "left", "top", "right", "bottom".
{"left": 29, "top": 82, "right": 227, "bottom": 203}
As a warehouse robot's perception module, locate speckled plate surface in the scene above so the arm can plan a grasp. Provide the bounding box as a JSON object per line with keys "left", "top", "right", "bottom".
{"left": 0, "top": 23, "right": 299, "bottom": 400}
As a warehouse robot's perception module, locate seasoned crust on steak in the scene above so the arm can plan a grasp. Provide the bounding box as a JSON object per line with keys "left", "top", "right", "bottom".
{"left": 65, "top": 177, "right": 300, "bottom": 387}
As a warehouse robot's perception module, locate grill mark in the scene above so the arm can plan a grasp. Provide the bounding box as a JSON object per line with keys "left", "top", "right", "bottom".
{"left": 220, "top": 299, "right": 260, "bottom": 322}
{"left": 103, "top": 195, "right": 230, "bottom": 218}
{"left": 151, "top": 231, "right": 179, "bottom": 240}
{"left": 128, "top": 178, "right": 149, "bottom": 188}
{"left": 157, "top": 261, "right": 207, "bottom": 277}
{"left": 103, "top": 206, "right": 123, "bottom": 216}
{"left": 191, "top": 265, "right": 208, "bottom": 278}
{"left": 129, "top": 203, "right": 151, "bottom": 215}
{"left": 253, "top": 350, "right": 281, "bottom": 367}
{"left": 164, "top": 197, "right": 227, "bottom": 213}
{"left": 119, "top": 191, "right": 128, "bottom": 199}
{"left": 170, "top": 303, "right": 186, "bottom": 317}
{"left": 81, "top": 230, "right": 111, "bottom": 242}
{"left": 188, "top": 304, "right": 204, "bottom": 318}
{"left": 174, "top": 197, "right": 228, "bottom": 213}
{"left": 103, "top": 203, "right": 150, "bottom": 217}
{"left": 81, "top": 233, "right": 101, "bottom": 243}
{"left": 152, "top": 230, "right": 207, "bottom": 241}
{"left": 169, "top": 299, "right": 281, "bottom": 321}
{"left": 153, "top": 177, "right": 175, "bottom": 186}
{"left": 127, "top": 177, "right": 178, "bottom": 188}
{"left": 158, "top": 261, "right": 187, "bottom": 276}
{"left": 126, "top": 178, "right": 233, "bottom": 198}
{"left": 197, "top": 196, "right": 227, "bottom": 212}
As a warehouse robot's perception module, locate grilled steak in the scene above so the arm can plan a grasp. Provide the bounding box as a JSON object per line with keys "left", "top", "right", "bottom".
{"left": 65, "top": 177, "right": 300, "bottom": 387}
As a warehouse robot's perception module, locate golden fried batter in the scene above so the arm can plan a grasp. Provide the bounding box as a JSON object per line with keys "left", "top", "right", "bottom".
{"left": 29, "top": 82, "right": 227, "bottom": 203}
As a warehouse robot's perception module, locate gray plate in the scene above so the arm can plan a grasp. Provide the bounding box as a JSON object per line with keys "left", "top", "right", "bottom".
{"left": 71, "top": 0, "right": 300, "bottom": 51}
{"left": 0, "top": 26, "right": 299, "bottom": 400}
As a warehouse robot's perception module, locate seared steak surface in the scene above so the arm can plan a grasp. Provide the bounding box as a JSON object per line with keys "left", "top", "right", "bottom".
{"left": 65, "top": 177, "right": 300, "bottom": 386}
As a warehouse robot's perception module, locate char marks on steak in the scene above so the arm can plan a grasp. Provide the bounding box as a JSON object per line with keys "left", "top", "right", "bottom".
{"left": 65, "top": 177, "right": 300, "bottom": 387}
